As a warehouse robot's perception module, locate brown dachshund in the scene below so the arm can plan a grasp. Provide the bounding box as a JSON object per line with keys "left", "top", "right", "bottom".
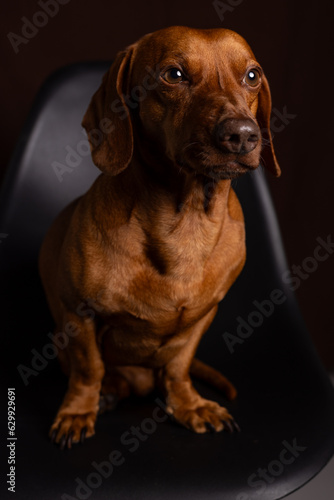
{"left": 39, "top": 26, "right": 280, "bottom": 449}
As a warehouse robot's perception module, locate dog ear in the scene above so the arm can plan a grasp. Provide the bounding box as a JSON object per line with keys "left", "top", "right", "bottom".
{"left": 82, "top": 45, "right": 136, "bottom": 175}
{"left": 256, "top": 74, "right": 281, "bottom": 177}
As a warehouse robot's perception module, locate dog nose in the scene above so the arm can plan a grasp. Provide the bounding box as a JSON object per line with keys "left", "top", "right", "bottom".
{"left": 216, "top": 118, "right": 260, "bottom": 154}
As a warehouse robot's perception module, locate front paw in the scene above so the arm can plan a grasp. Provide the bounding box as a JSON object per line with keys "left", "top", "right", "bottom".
{"left": 50, "top": 411, "right": 97, "bottom": 449}
{"left": 170, "top": 398, "right": 240, "bottom": 434}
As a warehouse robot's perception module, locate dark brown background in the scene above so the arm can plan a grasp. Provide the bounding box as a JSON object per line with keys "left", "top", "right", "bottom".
{"left": 1, "top": 0, "right": 333, "bottom": 367}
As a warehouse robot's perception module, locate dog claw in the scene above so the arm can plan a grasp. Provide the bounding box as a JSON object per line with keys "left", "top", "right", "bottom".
{"left": 224, "top": 420, "right": 234, "bottom": 433}
{"left": 67, "top": 431, "right": 74, "bottom": 449}
{"left": 59, "top": 434, "right": 67, "bottom": 451}
{"left": 205, "top": 422, "right": 216, "bottom": 433}
{"left": 232, "top": 419, "right": 241, "bottom": 432}
{"left": 80, "top": 427, "right": 87, "bottom": 444}
{"left": 50, "top": 429, "right": 58, "bottom": 444}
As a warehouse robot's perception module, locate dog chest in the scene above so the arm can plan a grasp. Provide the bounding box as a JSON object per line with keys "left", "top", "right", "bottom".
{"left": 96, "top": 223, "right": 245, "bottom": 327}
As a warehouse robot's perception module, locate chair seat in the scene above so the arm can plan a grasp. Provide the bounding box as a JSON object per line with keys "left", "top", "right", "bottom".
{"left": 1, "top": 62, "right": 333, "bottom": 500}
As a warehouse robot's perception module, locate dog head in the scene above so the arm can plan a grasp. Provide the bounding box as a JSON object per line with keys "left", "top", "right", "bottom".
{"left": 82, "top": 26, "right": 280, "bottom": 179}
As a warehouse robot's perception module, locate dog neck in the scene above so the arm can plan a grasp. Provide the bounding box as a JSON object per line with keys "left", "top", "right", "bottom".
{"left": 95, "top": 155, "right": 237, "bottom": 278}
{"left": 128, "top": 140, "right": 233, "bottom": 216}
{"left": 112, "top": 156, "right": 234, "bottom": 275}
{"left": 127, "top": 155, "right": 232, "bottom": 216}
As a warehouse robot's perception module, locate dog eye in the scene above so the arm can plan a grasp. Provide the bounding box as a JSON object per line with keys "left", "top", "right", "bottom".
{"left": 244, "top": 68, "right": 261, "bottom": 87}
{"left": 163, "top": 68, "right": 184, "bottom": 84}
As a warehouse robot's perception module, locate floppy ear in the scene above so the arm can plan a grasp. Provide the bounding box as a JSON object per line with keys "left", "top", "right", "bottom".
{"left": 82, "top": 45, "right": 135, "bottom": 175}
{"left": 256, "top": 74, "right": 281, "bottom": 177}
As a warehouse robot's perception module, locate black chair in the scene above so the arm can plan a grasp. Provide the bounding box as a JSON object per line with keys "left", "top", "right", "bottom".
{"left": 1, "top": 63, "right": 333, "bottom": 500}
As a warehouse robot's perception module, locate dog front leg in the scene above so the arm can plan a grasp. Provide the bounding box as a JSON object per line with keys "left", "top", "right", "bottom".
{"left": 50, "top": 312, "right": 105, "bottom": 449}
{"left": 160, "top": 307, "right": 238, "bottom": 434}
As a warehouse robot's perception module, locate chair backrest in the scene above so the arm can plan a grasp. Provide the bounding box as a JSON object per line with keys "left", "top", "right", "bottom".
{"left": 0, "top": 62, "right": 109, "bottom": 272}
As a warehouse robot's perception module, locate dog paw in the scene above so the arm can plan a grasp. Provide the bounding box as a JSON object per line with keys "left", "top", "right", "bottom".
{"left": 170, "top": 399, "right": 240, "bottom": 434}
{"left": 49, "top": 412, "right": 97, "bottom": 449}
